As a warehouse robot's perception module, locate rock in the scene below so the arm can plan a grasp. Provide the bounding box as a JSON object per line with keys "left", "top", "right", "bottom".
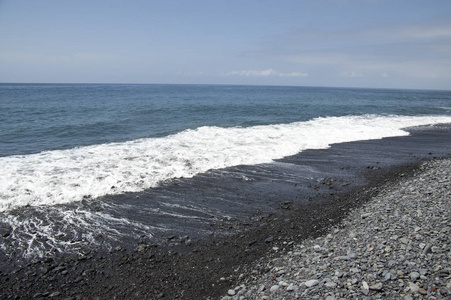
{"left": 369, "top": 283, "right": 383, "bottom": 291}
{"left": 49, "top": 291, "right": 61, "bottom": 297}
{"left": 409, "top": 271, "right": 420, "bottom": 282}
{"left": 114, "top": 246, "right": 124, "bottom": 252}
{"left": 325, "top": 282, "right": 337, "bottom": 288}
{"left": 0, "top": 224, "right": 12, "bottom": 238}
{"left": 287, "top": 284, "right": 299, "bottom": 292}
{"left": 227, "top": 289, "right": 235, "bottom": 296}
{"left": 335, "top": 255, "right": 350, "bottom": 260}
{"left": 248, "top": 240, "right": 257, "bottom": 246}
{"left": 439, "top": 288, "right": 448, "bottom": 295}
{"left": 361, "top": 213, "right": 371, "bottom": 219}
{"left": 304, "top": 279, "right": 319, "bottom": 287}
{"left": 313, "top": 245, "right": 322, "bottom": 252}
{"left": 418, "top": 288, "right": 427, "bottom": 295}
{"left": 423, "top": 243, "right": 432, "bottom": 254}
{"left": 408, "top": 282, "right": 419, "bottom": 293}
{"left": 419, "top": 268, "right": 428, "bottom": 276}
{"left": 270, "top": 285, "right": 279, "bottom": 292}
{"left": 335, "top": 270, "right": 344, "bottom": 278}
{"left": 53, "top": 266, "right": 66, "bottom": 273}
{"left": 265, "top": 237, "right": 274, "bottom": 243}
{"left": 400, "top": 237, "right": 409, "bottom": 244}
{"left": 384, "top": 272, "right": 392, "bottom": 281}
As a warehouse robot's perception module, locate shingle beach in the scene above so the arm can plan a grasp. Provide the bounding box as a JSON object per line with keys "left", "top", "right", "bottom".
{"left": 221, "top": 159, "right": 450, "bottom": 299}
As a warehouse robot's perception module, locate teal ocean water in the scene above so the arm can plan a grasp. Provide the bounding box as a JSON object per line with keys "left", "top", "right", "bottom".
{"left": 1, "top": 83, "right": 451, "bottom": 259}
{"left": 1, "top": 83, "right": 450, "bottom": 212}
{"left": 2, "top": 84, "right": 451, "bottom": 157}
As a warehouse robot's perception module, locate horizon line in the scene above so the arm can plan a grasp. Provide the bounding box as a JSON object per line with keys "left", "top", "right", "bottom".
{"left": 1, "top": 82, "right": 449, "bottom": 92}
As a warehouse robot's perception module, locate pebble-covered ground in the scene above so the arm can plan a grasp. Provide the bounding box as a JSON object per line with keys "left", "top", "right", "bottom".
{"left": 221, "top": 158, "right": 451, "bottom": 300}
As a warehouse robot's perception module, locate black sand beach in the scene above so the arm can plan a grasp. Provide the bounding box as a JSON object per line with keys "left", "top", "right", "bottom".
{"left": 0, "top": 124, "right": 450, "bottom": 299}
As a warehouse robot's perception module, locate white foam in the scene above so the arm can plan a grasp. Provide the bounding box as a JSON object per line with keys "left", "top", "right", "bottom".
{"left": 2, "top": 205, "right": 156, "bottom": 258}
{"left": 1, "top": 114, "right": 450, "bottom": 211}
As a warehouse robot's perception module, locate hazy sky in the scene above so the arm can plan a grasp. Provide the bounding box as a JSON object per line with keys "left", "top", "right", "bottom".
{"left": 1, "top": 0, "right": 450, "bottom": 89}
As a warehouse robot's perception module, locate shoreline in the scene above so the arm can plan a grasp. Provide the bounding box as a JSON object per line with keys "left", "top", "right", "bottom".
{"left": 0, "top": 125, "right": 450, "bottom": 299}
{"left": 0, "top": 159, "right": 428, "bottom": 300}
{"left": 220, "top": 158, "right": 450, "bottom": 299}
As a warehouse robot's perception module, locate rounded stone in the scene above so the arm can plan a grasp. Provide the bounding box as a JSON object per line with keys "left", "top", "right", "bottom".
{"left": 227, "top": 289, "right": 236, "bottom": 296}
{"left": 305, "top": 279, "right": 319, "bottom": 287}
{"left": 270, "top": 285, "right": 279, "bottom": 292}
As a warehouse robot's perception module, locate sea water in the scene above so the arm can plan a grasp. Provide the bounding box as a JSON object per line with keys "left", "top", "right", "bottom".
{"left": 1, "top": 83, "right": 450, "bottom": 211}
{"left": 1, "top": 83, "right": 450, "bottom": 258}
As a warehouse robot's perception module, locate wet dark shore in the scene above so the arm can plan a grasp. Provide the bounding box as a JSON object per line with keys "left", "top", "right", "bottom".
{"left": 0, "top": 124, "right": 450, "bottom": 299}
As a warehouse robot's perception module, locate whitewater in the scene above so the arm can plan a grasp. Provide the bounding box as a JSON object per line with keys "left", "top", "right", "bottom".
{"left": 1, "top": 114, "right": 450, "bottom": 212}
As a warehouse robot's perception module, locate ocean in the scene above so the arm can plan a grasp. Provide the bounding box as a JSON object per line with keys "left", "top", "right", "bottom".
{"left": 1, "top": 83, "right": 450, "bottom": 260}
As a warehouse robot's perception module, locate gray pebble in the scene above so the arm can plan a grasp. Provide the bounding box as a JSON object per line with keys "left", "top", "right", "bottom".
{"left": 227, "top": 289, "right": 235, "bottom": 296}
{"left": 220, "top": 159, "right": 451, "bottom": 300}
{"left": 270, "top": 285, "right": 279, "bottom": 292}
{"left": 304, "top": 279, "right": 319, "bottom": 287}
{"left": 410, "top": 271, "right": 420, "bottom": 282}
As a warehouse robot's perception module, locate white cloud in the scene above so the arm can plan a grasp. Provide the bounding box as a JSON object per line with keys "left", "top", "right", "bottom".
{"left": 287, "top": 42, "right": 451, "bottom": 80}
{"left": 339, "top": 71, "right": 363, "bottom": 78}
{"left": 260, "top": 14, "right": 451, "bottom": 86}
{"left": 224, "top": 68, "right": 308, "bottom": 77}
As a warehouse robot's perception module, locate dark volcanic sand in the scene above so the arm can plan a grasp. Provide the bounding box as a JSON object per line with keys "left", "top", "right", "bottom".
{"left": 0, "top": 124, "right": 450, "bottom": 299}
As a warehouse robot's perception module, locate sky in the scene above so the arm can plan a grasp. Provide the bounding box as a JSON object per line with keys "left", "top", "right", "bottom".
{"left": 0, "top": 0, "right": 450, "bottom": 90}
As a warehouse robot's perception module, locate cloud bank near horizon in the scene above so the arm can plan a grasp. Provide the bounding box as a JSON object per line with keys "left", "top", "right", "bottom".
{"left": 223, "top": 69, "right": 308, "bottom": 78}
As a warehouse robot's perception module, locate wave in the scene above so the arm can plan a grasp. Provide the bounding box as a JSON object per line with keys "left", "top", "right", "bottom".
{"left": 1, "top": 114, "right": 450, "bottom": 212}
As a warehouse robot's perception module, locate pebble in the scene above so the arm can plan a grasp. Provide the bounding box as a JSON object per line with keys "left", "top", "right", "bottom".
{"left": 49, "top": 291, "right": 61, "bottom": 297}
{"left": 410, "top": 271, "right": 420, "bottom": 282}
{"left": 369, "top": 282, "right": 383, "bottom": 291}
{"left": 264, "top": 237, "right": 274, "bottom": 243}
{"left": 304, "top": 279, "right": 319, "bottom": 287}
{"left": 270, "top": 285, "right": 279, "bottom": 292}
{"left": 409, "top": 282, "right": 419, "bottom": 293}
{"left": 0, "top": 224, "right": 12, "bottom": 238}
{"left": 227, "top": 289, "right": 236, "bottom": 296}
{"left": 325, "top": 281, "right": 336, "bottom": 288}
{"left": 286, "top": 284, "right": 298, "bottom": 292}
{"left": 221, "top": 159, "right": 451, "bottom": 299}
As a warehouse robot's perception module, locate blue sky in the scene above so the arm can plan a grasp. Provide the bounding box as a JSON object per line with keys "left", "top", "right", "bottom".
{"left": 0, "top": 0, "right": 450, "bottom": 89}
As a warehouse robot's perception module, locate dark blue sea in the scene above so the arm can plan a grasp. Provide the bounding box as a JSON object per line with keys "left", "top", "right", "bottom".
{"left": 2, "top": 84, "right": 451, "bottom": 158}
{"left": 0, "top": 83, "right": 450, "bottom": 259}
